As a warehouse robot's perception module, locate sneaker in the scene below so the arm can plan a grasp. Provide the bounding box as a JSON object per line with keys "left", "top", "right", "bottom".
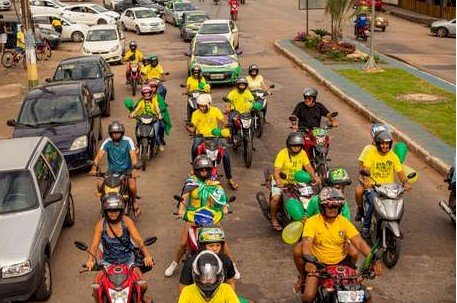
{"left": 233, "top": 263, "right": 241, "bottom": 280}
{"left": 165, "top": 261, "right": 178, "bottom": 277}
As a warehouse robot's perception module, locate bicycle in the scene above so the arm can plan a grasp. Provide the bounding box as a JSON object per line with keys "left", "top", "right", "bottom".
{"left": 36, "top": 39, "right": 52, "bottom": 61}
{"left": 1, "top": 49, "right": 26, "bottom": 69}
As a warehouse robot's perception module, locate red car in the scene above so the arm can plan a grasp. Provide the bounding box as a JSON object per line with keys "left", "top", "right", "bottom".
{"left": 356, "top": 0, "right": 382, "bottom": 11}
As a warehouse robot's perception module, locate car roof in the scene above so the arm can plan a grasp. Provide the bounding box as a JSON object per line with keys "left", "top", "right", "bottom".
{"left": 26, "top": 82, "right": 83, "bottom": 100}
{"left": 195, "top": 34, "right": 229, "bottom": 43}
{"left": 88, "top": 24, "right": 118, "bottom": 30}
{"left": 129, "top": 6, "right": 154, "bottom": 10}
{"left": 0, "top": 137, "right": 44, "bottom": 171}
{"left": 202, "top": 19, "right": 229, "bottom": 24}
{"left": 59, "top": 55, "right": 103, "bottom": 65}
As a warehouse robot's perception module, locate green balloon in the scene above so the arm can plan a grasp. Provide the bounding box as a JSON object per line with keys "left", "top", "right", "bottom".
{"left": 285, "top": 198, "right": 305, "bottom": 221}
{"left": 394, "top": 142, "right": 408, "bottom": 163}
{"left": 252, "top": 101, "right": 263, "bottom": 111}
{"left": 211, "top": 128, "right": 222, "bottom": 137}
{"left": 295, "top": 170, "right": 312, "bottom": 183}
{"left": 238, "top": 297, "right": 249, "bottom": 303}
{"left": 124, "top": 97, "right": 134, "bottom": 112}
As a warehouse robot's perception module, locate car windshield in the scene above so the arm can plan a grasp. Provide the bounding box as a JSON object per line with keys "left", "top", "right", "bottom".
{"left": 175, "top": 2, "right": 195, "bottom": 11}
{"left": 0, "top": 170, "right": 38, "bottom": 214}
{"left": 195, "top": 41, "right": 234, "bottom": 56}
{"left": 199, "top": 23, "right": 229, "bottom": 34}
{"left": 91, "top": 4, "right": 108, "bottom": 12}
{"left": 86, "top": 29, "right": 117, "bottom": 41}
{"left": 186, "top": 14, "right": 207, "bottom": 23}
{"left": 54, "top": 63, "right": 101, "bottom": 80}
{"left": 18, "top": 94, "right": 85, "bottom": 126}
{"left": 136, "top": 9, "right": 156, "bottom": 18}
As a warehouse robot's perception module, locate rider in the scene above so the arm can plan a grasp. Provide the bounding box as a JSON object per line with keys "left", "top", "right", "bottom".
{"left": 179, "top": 226, "right": 236, "bottom": 292}
{"left": 186, "top": 65, "right": 211, "bottom": 93}
{"left": 187, "top": 93, "right": 238, "bottom": 190}
{"left": 85, "top": 194, "right": 154, "bottom": 303}
{"left": 246, "top": 64, "right": 271, "bottom": 122}
{"left": 178, "top": 250, "right": 239, "bottom": 303}
{"left": 225, "top": 76, "right": 254, "bottom": 140}
{"left": 142, "top": 54, "right": 167, "bottom": 99}
{"left": 129, "top": 84, "right": 166, "bottom": 151}
{"left": 90, "top": 121, "right": 141, "bottom": 216}
{"left": 124, "top": 41, "right": 144, "bottom": 84}
{"left": 360, "top": 130, "right": 412, "bottom": 239}
{"left": 16, "top": 25, "right": 25, "bottom": 56}
{"left": 301, "top": 187, "right": 382, "bottom": 303}
{"left": 355, "top": 9, "right": 368, "bottom": 36}
{"left": 270, "top": 132, "right": 320, "bottom": 231}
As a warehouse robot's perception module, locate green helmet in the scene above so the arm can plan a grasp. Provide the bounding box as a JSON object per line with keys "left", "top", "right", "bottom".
{"left": 198, "top": 226, "right": 226, "bottom": 244}
{"left": 149, "top": 53, "right": 158, "bottom": 61}
{"left": 328, "top": 168, "right": 351, "bottom": 186}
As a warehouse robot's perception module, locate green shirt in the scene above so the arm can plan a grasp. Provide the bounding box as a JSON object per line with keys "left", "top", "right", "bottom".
{"left": 305, "top": 195, "right": 351, "bottom": 220}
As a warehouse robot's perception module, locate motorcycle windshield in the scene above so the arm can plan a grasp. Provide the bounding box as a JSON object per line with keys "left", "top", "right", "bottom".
{"left": 137, "top": 123, "right": 154, "bottom": 138}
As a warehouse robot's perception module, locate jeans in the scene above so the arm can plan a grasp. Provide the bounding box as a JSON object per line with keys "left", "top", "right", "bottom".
{"left": 363, "top": 190, "right": 378, "bottom": 230}
{"left": 191, "top": 137, "right": 232, "bottom": 179}
{"left": 158, "top": 83, "right": 167, "bottom": 99}
{"left": 154, "top": 121, "right": 165, "bottom": 146}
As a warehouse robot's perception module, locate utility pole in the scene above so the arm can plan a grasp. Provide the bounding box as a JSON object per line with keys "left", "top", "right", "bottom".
{"left": 19, "top": 0, "right": 39, "bottom": 88}
{"left": 363, "top": 0, "right": 379, "bottom": 71}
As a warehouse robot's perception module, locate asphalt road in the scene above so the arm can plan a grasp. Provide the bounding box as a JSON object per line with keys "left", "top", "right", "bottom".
{"left": 0, "top": 0, "right": 455, "bottom": 302}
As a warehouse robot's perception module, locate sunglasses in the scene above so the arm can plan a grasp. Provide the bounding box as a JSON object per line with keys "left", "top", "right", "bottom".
{"left": 290, "top": 144, "right": 303, "bottom": 148}
{"left": 198, "top": 168, "right": 211, "bottom": 172}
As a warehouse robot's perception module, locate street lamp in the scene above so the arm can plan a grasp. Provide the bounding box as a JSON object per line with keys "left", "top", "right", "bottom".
{"left": 363, "top": 0, "right": 379, "bottom": 71}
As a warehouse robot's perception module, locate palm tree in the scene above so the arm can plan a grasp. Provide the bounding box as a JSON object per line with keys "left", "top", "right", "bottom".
{"left": 325, "top": 0, "right": 355, "bottom": 40}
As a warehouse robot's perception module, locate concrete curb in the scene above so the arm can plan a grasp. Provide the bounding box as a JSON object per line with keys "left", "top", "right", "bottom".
{"left": 274, "top": 40, "right": 450, "bottom": 176}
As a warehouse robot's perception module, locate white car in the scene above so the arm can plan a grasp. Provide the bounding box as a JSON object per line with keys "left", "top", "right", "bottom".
{"left": 120, "top": 7, "right": 165, "bottom": 34}
{"left": 0, "top": 0, "right": 12, "bottom": 11}
{"left": 32, "top": 14, "right": 89, "bottom": 42}
{"left": 30, "top": 0, "right": 66, "bottom": 15}
{"left": 82, "top": 24, "right": 125, "bottom": 64}
{"left": 61, "top": 4, "right": 120, "bottom": 26}
{"left": 196, "top": 19, "right": 239, "bottom": 49}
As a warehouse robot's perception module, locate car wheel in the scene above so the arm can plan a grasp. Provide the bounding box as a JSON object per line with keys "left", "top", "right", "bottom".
{"left": 437, "top": 27, "right": 448, "bottom": 38}
{"left": 135, "top": 25, "right": 141, "bottom": 35}
{"left": 64, "top": 193, "right": 75, "bottom": 227}
{"left": 34, "top": 256, "right": 52, "bottom": 301}
{"left": 71, "top": 31, "right": 84, "bottom": 43}
{"left": 121, "top": 21, "right": 127, "bottom": 31}
{"left": 98, "top": 18, "right": 108, "bottom": 25}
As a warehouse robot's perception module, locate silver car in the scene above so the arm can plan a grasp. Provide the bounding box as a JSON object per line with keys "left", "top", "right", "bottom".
{"left": 163, "top": 0, "right": 196, "bottom": 26}
{"left": 430, "top": 18, "right": 456, "bottom": 38}
{"left": 0, "top": 137, "right": 74, "bottom": 301}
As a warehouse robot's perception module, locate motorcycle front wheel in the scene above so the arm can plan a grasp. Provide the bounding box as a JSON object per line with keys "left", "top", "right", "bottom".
{"left": 243, "top": 140, "right": 253, "bottom": 168}
{"left": 255, "top": 113, "right": 263, "bottom": 138}
{"left": 382, "top": 229, "right": 401, "bottom": 268}
{"left": 132, "top": 79, "right": 137, "bottom": 96}
{"left": 449, "top": 188, "right": 455, "bottom": 224}
{"left": 256, "top": 191, "right": 271, "bottom": 221}
{"left": 140, "top": 138, "right": 148, "bottom": 170}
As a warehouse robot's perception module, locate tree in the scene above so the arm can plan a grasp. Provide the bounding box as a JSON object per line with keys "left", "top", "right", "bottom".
{"left": 325, "top": 0, "right": 355, "bottom": 40}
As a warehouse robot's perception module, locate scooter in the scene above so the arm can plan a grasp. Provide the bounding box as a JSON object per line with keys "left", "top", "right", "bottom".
{"left": 360, "top": 169, "right": 416, "bottom": 268}
{"left": 439, "top": 165, "right": 456, "bottom": 224}
{"left": 74, "top": 237, "right": 157, "bottom": 303}
{"left": 135, "top": 114, "right": 161, "bottom": 171}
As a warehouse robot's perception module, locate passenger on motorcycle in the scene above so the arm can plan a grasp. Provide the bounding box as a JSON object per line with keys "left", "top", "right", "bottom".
{"left": 186, "top": 65, "right": 211, "bottom": 93}
{"left": 129, "top": 84, "right": 166, "bottom": 151}
{"left": 141, "top": 54, "right": 168, "bottom": 99}
{"left": 354, "top": 124, "right": 391, "bottom": 221}
{"left": 180, "top": 226, "right": 236, "bottom": 292}
{"left": 355, "top": 11, "right": 368, "bottom": 35}
{"left": 187, "top": 93, "right": 238, "bottom": 190}
{"left": 359, "top": 130, "right": 411, "bottom": 239}
{"left": 124, "top": 41, "right": 144, "bottom": 84}
{"left": 165, "top": 156, "right": 230, "bottom": 277}
{"left": 225, "top": 76, "right": 254, "bottom": 138}
{"left": 85, "top": 194, "right": 154, "bottom": 303}
{"left": 270, "top": 132, "right": 320, "bottom": 231}
{"left": 246, "top": 64, "right": 271, "bottom": 121}
{"left": 301, "top": 187, "right": 382, "bottom": 303}
{"left": 178, "top": 250, "right": 240, "bottom": 303}
{"left": 90, "top": 122, "right": 141, "bottom": 216}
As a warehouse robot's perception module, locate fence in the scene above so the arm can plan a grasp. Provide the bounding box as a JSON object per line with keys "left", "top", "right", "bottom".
{"left": 399, "top": 0, "right": 456, "bottom": 19}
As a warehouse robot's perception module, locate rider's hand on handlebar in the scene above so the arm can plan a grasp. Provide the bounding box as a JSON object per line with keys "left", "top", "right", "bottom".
{"left": 291, "top": 124, "right": 299, "bottom": 131}
{"left": 143, "top": 256, "right": 154, "bottom": 267}
{"left": 305, "top": 262, "right": 317, "bottom": 274}
{"left": 331, "top": 120, "right": 338, "bottom": 128}
{"left": 313, "top": 175, "right": 322, "bottom": 185}
{"left": 86, "top": 260, "right": 95, "bottom": 271}
{"left": 178, "top": 207, "right": 185, "bottom": 219}
{"left": 129, "top": 113, "right": 136, "bottom": 119}
{"left": 276, "top": 180, "right": 284, "bottom": 188}
{"left": 89, "top": 166, "right": 97, "bottom": 176}
{"left": 132, "top": 169, "right": 140, "bottom": 179}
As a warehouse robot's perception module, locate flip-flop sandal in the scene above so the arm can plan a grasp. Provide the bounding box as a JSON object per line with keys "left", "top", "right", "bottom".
{"left": 228, "top": 180, "right": 239, "bottom": 190}
{"left": 133, "top": 206, "right": 142, "bottom": 217}
{"left": 271, "top": 222, "right": 283, "bottom": 231}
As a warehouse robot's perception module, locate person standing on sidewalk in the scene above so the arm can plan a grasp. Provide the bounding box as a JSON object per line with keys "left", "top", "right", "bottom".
{"left": 0, "top": 21, "right": 7, "bottom": 54}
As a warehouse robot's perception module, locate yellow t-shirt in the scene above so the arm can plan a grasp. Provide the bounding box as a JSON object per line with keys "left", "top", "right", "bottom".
{"left": 191, "top": 106, "right": 225, "bottom": 137}
{"left": 303, "top": 214, "right": 359, "bottom": 265}
{"left": 123, "top": 50, "right": 144, "bottom": 63}
{"left": 186, "top": 76, "right": 210, "bottom": 92}
{"left": 227, "top": 89, "right": 254, "bottom": 114}
{"left": 363, "top": 148, "right": 403, "bottom": 185}
{"left": 132, "top": 97, "right": 160, "bottom": 117}
{"left": 274, "top": 148, "right": 310, "bottom": 184}
{"left": 358, "top": 144, "right": 376, "bottom": 164}
{"left": 141, "top": 64, "right": 164, "bottom": 81}
{"left": 247, "top": 75, "right": 264, "bottom": 91}
{"left": 16, "top": 31, "right": 25, "bottom": 49}
{"left": 51, "top": 19, "right": 62, "bottom": 27}
{"left": 178, "top": 283, "right": 239, "bottom": 303}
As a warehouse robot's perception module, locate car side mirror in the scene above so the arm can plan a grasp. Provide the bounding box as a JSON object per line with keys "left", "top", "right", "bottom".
{"left": 6, "top": 119, "right": 16, "bottom": 127}
{"left": 236, "top": 50, "right": 243, "bottom": 55}
{"left": 143, "top": 236, "right": 158, "bottom": 246}
{"left": 44, "top": 192, "right": 63, "bottom": 207}
{"left": 184, "top": 50, "right": 191, "bottom": 57}
{"left": 45, "top": 77, "right": 52, "bottom": 83}
{"left": 90, "top": 107, "right": 101, "bottom": 118}
{"left": 74, "top": 241, "right": 88, "bottom": 251}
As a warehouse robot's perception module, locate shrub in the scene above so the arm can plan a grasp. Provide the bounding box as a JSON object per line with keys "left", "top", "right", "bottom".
{"left": 311, "top": 28, "right": 331, "bottom": 38}
{"left": 317, "top": 40, "right": 356, "bottom": 55}
{"left": 294, "top": 30, "right": 307, "bottom": 42}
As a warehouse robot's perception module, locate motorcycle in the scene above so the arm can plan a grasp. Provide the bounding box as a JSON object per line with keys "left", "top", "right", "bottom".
{"left": 128, "top": 61, "right": 142, "bottom": 96}
{"left": 251, "top": 84, "right": 275, "bottom": 138}
{"left": 192, "top": 134, "right": 227, "bottom": 178}
{"left": 230, "top": 3, "right": 238, "bottom": 21}
{"left": 74, "top": 237, "right": 157, "bottom": 303}
{"left": 439, "top": 165, "right": 456, "bottom": 224}
{"left": 360, "top": 169, "right": 416, "bottom": 268}
{"left": 180, "top": 85, "right": 205, "bottom": 122}
{"left": 135, "top": 114, "right": 161, "bottom": 171}
{"left": 355, "top": 24, "right": 370, "bottom": 41}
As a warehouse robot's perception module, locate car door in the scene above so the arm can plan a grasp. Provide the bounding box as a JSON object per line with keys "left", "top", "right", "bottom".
{"left": 124, "top": 9, "right": 134, "bottom": 29}
{"left": 33, "top": 16, "right": 53, "bottom": 31}
{"left": 58, "top": 17, "right": 73, "bottom": 40}
{"left": 83, "top": 86, "right": 101, "bottom": 145}
{"left": 85, "top": 6, "right": 101, "bottom": 25}
{"left": 164, "top": 1, "right": 173, "bottom": 23}
{"left": 229, "top": 20, "right": 239, "bottom": 48}
{"left": 100, "top": 57, "right": 114, "bottom": 100}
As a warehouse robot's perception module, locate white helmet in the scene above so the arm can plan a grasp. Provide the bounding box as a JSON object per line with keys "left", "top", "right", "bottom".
{"left": 196, "top": 94, "right": 212, "bottom": 106}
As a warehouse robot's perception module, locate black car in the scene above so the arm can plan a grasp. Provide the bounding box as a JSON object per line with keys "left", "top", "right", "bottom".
{"left": 46, "top": 56, "right": 115, "bottom": 117}
{"left": 113, "top": 0, "right": 165, "bottom": 17}
{"left": 7, "top": 82, "right": 102, "bottom": 171}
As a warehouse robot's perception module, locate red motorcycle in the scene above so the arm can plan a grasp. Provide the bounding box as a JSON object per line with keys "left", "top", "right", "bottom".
{"left": 195, "top": 135, "right": 225, "bottom": 178}
{"left": 127, "top": 61, "right": 142, "bottom": 96}
{"left": 74, "top": 237, "right": 157, "bottom": 303}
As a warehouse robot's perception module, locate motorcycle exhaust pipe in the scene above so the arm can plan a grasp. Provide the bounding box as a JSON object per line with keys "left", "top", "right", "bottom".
{"left": 439, "top": 200, "right": 456, "bottom": 221}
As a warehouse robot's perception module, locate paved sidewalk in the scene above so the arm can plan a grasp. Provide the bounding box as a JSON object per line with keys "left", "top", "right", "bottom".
{"left": 275, "top": 39, "right": 455, "bottom": 175}
{"left": 383, "top": 4, "right": 440, "bottom": 26}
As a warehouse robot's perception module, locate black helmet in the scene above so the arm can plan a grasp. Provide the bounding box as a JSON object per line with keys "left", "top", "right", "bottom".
{"left": 303, "top": 87, "right": 318, "bottom": 102}
{"left": 193, "top": 155, "right": 213, "bottom": 180}
{"left": 108, "top": 121, "right": 125, "bottom": 135}
{"left": 286, "top": 132, "right": 304, "bottom": 147}
{"left": 235, "top": 76, "right": 248, "bottom": 86}
{"left": 102, "top": 193, "right": 125, "bottom": 223}
{"left": 129, "top": 41, "right": 137, "bottom": 50}
{"left": 192, "top": 250, "right": 224, "bottom": 299}
{"left": 248, "top": 64, "right": 259, "bottom": 76}
{"left": 318, "top": 187, "right": 345, "bottom": 215}
{"left": 142, "top": 57, "right": 150, "bottom": 66}
{"left": 374, "top": 130, "right": 393, "bottom": 152}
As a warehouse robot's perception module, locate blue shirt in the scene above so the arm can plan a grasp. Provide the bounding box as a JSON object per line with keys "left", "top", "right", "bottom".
{"left": 100, "top": 136, "right": 135, "bottom": 172}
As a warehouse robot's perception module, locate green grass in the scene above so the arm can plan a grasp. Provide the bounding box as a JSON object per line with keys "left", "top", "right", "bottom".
{"left": 337, "top": 68, "right": 456, "bottom": 146}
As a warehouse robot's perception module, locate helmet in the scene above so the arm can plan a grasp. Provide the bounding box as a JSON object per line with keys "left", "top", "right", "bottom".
{"left": 370, "top": 124, "right": 390, "bottom": 140}
{"left": 328, "top": 168, "right": 351, "bottom": 187}
{"left": 303, "top": 87, "right": 318, "bottom": 102}
{"left": 374, "top": 130, "right": 393, "bottom": 152}
{"left": 286, "top": 132, "right": 304, "bottom": 147}
{"left": 198, "top": 226, "right": 226, "bottom": 244}
{"left": 129, "top": 41, "right": 137, "bottom": 50}
{"left": 196, "top": 94, "right": 212, "bottom": 107}
{"left": 192, "top": 65, "right": 202, "bottom": 75}
{"left": 141, "top": 85, "right": 153, "bottom": 99}
{"left": 149, "top": 54, "right": 158, "bottom": 66}
{"left": 142, "top": 57, "right": 150, "bottom": 66}
{"left": 318, "top": 187, "right": 345, "bottom": 215}
{"left": 193, "top": 155, "right": 213, "bottom": 180}
{"left": 248, "top": 64, "right": 259, "bottom": 76}
{"left": 235, "top": 76, "right": 248, "bottom": 86}
{"left": 102, "top": 193, "right": 125, "bottom": 223}
{"left": 148, "top": 79, "right": 159, "bottom": 88}
{"left": 192, "top": 250, "right": 224, "bottom": 299}
{"left": 108, "top": 121, "right": 125, "bottom": 135}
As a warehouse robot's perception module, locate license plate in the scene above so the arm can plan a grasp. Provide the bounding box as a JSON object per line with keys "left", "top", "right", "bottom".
{"left": 210, "top": 74, "right": 225, "bottom": 80}
{"left": 299, "top": 186, "right": 313, "bottom": 196}
{"left": 337, "top": 290, "right": 365, "bottom": 302}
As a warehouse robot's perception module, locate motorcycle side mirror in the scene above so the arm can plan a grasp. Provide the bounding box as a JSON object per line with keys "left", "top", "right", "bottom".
{"left": 87, "top": 160, "right": 95, "bottom": 167}
{"left": 184, "top": 50, "right": 191, "bottom": 57}
{"left": 222, "top": 96, "right": 230, "bottom": 103}
{"left": 164, "top": 72, "right": 170, "bottom": 76}
{"left": 6, "top": 119, "right": 16, "bottom": 127}
{"left": 303, "top": 254, "right": 318, "bottom": 264}
{"left": 279, "top": 172, "right": 287, "bottom": 179}
{"left": 143, "top": 236, "right": 158, "bottom": 246}
{"left": 330, "top": 112, "right": 338, "bottom": 118}
{"left": 269, "top": 84, "right": 276, "bottom": 89}
{"left": 173, "top": 194, "right": 181, "bottom": 201}
{"left": 228, "top": 195, "right": 236, "bottom": 203}
{"left": 45, "top": 77, "right": 52, "bottom": 83}
{"left": 407, "top": 172, "right": 417, "bottom": 179}
{"left": 360, "top": 169, "right": 371, "bottom": 177}
{"left": 74, "top": 241, "right": 88, "bottom": 251}
{"left": 236, "top": 49, "right": 243, "bottom": 56}
{"left": 179, "top": 83, "right": 186, "bottom": 88}
{"left": 289, "top": 116, "right": 297, "bottom": 122}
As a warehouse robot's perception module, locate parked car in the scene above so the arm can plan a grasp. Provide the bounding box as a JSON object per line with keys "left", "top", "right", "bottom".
{"left": 30, "top": 0, "right": 67, "bottom": 15}
{"left": 82, "top": 24, "right": 125, "bottom": 64}
{"left": 7, "top": 82, "right": 102, "bottom": 171}
{"left": 61, "top": 4, "right": 120, "bottom": 25}
{"left": 196, "top": 19, "right": 239, "bottom": 49}
{"left": 180, "top": 11, "right": 209, "bottom": 42}
{"left": 0, "top": 0, "right": 12, "bottom": 10}
{"left": 46, "top": 56, "right": 115, "bottom": 116}
{"left": 153, "top": 0, "right": 169, "bottom": 6}
{"left": 121, "top": 7, "right": 165, "bottom": 34}
{"left": 185, "top": 34, "right": 242, "bottom": 85}
{"left": 111, "top": 0, "right": 165, "bottom": 18}
{"left": 39, "top": 27, "right": 61, "bottom": 49}
{"left": 431, "top": 18, "right": 456, "bottom": 38}
{"left": 163, "top": 0, "right": 196, "bottom": 26}
{"left": 33, "top": 14, "right": 89, "bottom": 43}
{"left": 0, "top": 136, "right": 74, "bottom": 302}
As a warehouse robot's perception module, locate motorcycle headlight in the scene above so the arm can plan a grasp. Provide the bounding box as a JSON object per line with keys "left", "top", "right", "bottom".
{"left": 70, "top": 135, "right": 88, "bottom": 151}
{"left": 110, "top": 45, "right": 119, "bottom": 52}
{"left": 93, "top": 92, "right": 105, "bottom": 101}
{"left": 2, "top": 260, "right": 32, "bottom": 278}
{"left": 240, "top": 118, "right": 252, "bottom": 128}
{"left": 83, "top": 47, "right": 91, "bottom": 54}
{"left": 108, "top": 287, "right": 129, "bottom": 303}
